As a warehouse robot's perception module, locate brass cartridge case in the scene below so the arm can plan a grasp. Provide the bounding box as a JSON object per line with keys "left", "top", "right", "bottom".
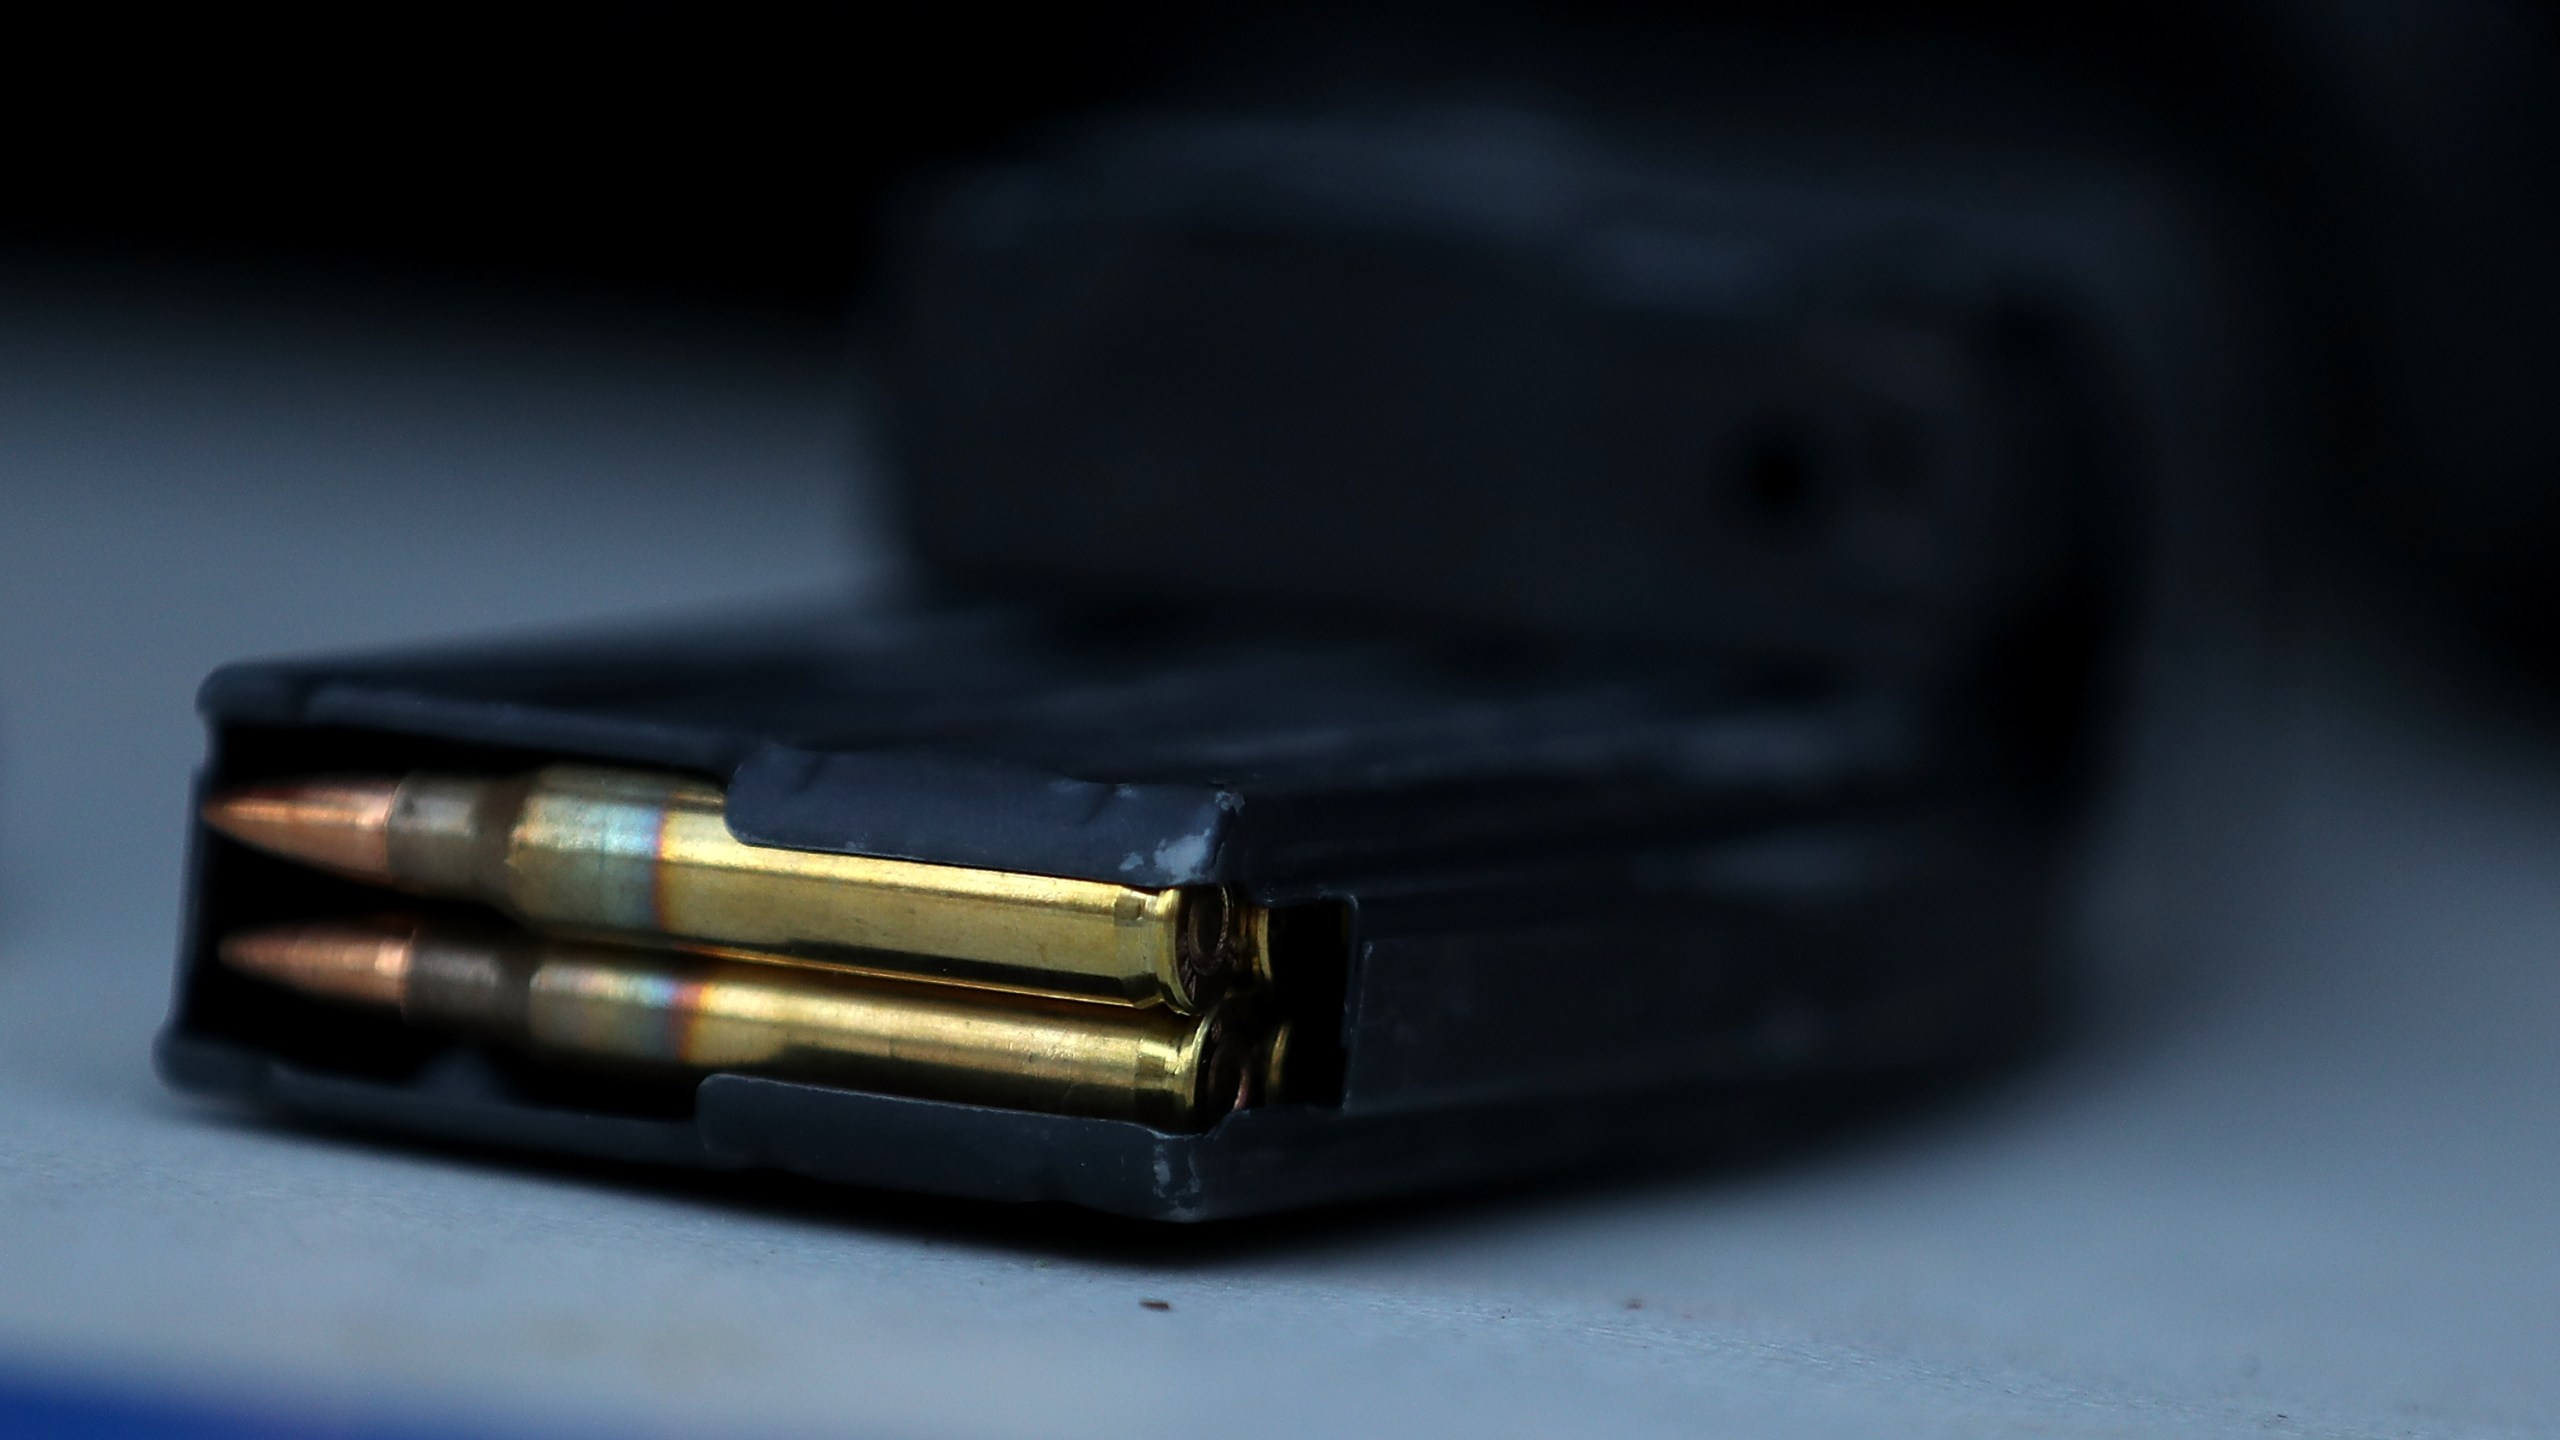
{"left": 206, "top": 765, "right": 1260, "bottom": 1011}
{"left": 220, "top": 916, "right": 1264, "bottom": 1130}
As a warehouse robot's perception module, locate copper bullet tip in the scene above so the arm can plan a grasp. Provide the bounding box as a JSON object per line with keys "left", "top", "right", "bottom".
{"left": 200, "top": 776, "right": 401, "bottom": 883}
{"left": 217, "top": 917, "right": 417, "bottom": 1008}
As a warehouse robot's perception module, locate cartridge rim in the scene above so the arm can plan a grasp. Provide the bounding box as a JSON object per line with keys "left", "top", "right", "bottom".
{"left": 1175, "top": 886, "right": 1272, "bottom": 1012}
{"left": 1192, "top": 1009, "right": 1248, "bottom": 1128}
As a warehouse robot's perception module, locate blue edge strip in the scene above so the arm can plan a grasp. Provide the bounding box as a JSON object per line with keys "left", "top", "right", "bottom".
{"left": 0, "top": 1371, "right": 510, "bottom": 1440}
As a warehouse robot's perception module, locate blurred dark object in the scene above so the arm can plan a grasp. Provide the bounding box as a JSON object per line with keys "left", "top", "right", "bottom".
{"left": 886, "top": 103, "right": 2111, "bottom": 658}
{"left": 2262, "top": 0, "right": 2560, "bottom": 668}
{"left": 12, "top": 1, "right": 2554, "bottom": 669}
{"left": 876, "top": 89, "right": 2136, "bottom": 814}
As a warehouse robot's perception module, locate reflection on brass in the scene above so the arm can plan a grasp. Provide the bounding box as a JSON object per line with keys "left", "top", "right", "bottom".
{"left": 204, "top": 765, "right": 1260, "bottom": 1012}
{"left": 220, "top": 916, "right": 1255, "bottom": 1130}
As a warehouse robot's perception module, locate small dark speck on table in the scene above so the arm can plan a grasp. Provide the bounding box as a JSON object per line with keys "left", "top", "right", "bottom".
{"left": 1141, "top": 1299, "right": 1171, "bottom": 1311}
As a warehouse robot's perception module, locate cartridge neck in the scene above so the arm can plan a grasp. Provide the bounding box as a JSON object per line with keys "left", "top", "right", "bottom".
{"left": 385, "top": 773, "right": 529, "bottom": 900}
{"left": 404, "top": 926, "right": 539, "bottom": 1036}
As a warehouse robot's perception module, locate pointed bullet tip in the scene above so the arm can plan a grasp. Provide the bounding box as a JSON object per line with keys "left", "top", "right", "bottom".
{"left": 218, "top": 917, "right": 416, "bottom": 1008}
{"left": 201, "top": 776, "right": 401, "bottom": 883}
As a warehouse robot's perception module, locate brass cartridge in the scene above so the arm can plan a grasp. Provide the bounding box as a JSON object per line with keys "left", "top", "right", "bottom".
{"left": 219, "top": 916, "right": 1269, "bottom": 1130}
{"left": 203, "top": 765, "right": 1260, "bottom": 1012}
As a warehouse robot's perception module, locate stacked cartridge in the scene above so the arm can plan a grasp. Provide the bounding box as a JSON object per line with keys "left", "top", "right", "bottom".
{"left": 202, "top": 765, "right": 1279, "bottom": 1129}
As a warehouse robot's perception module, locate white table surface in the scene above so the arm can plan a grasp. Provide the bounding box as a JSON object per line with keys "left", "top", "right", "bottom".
{"left": 1, "top": 257, "right": 2553, "bottom": 1439}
